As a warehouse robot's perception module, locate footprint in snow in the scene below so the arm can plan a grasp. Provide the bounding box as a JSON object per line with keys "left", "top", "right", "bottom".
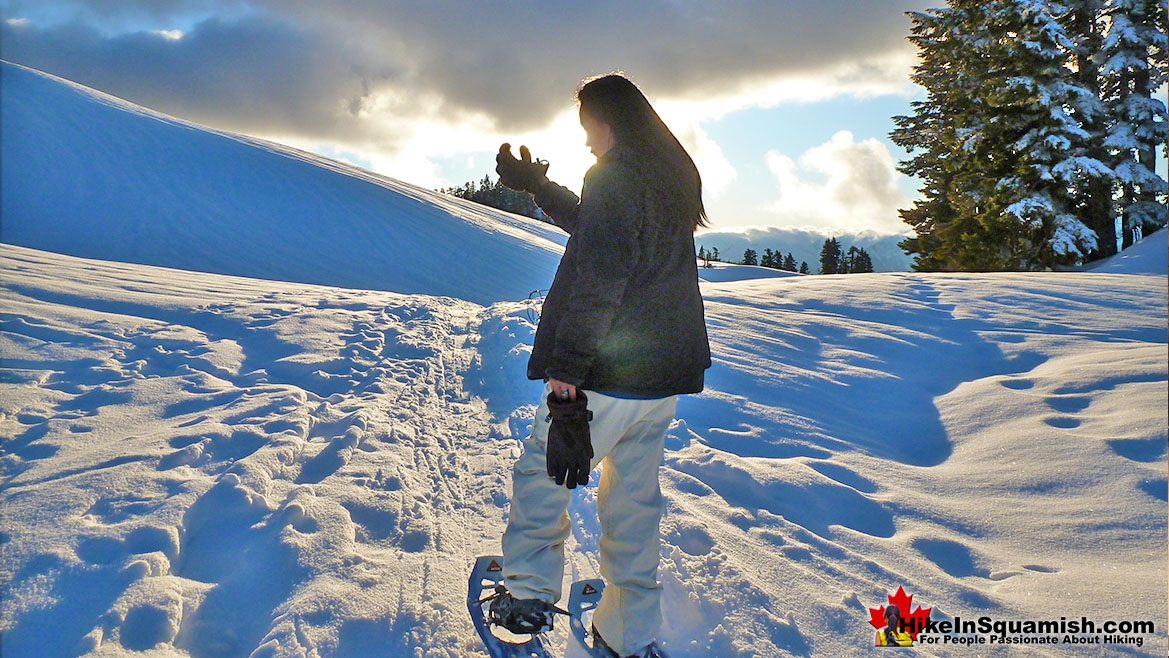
{"left": 1042, "top": 416, "right": 1081, "bottom": 429}
{"left": 1106, "top": 437, "right": 1167, "bottom": 463}
{"left": 910, "top": 536, "right": 991, "bottom": 579}
{"left": 1136, "top": 478, "right": 1167, "bottom": 502}
{"left": 1044, "top": 395, "right": 1091, "bottom": 413}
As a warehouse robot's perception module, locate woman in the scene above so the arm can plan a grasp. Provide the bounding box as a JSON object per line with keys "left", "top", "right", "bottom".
{"left": 491, "top": 73, "right": 712, "bottom": 658}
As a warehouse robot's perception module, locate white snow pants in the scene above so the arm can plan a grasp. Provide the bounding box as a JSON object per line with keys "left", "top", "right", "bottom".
{"left": 502, "top": 380, "right": 678, "bottom": 656}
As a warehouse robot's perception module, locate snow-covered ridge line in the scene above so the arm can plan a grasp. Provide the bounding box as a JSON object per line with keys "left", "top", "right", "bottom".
{"left": 0, "top": 60, "right": 568, "bottom": 307}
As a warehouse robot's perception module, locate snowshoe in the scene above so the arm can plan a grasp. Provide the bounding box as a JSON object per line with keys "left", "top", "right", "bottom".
{"left": 469, "top": 555, "right": 563, "bottom": 658}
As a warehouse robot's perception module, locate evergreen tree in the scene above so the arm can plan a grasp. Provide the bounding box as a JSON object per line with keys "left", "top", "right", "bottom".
{"left": 1100, "top": 0, "right": 1169, "bottom": 249}
{"left": 698, "top": 245, "right": 713, "bottom": 268}
{"left": 1010, "top": 0, "right": 1114, "bottom": 266}
{"left": 958, "top": 0, "right": 1104, "bottom": 268}
{"left": 441, "top": 175, "right": 543, "bottom": 220}
{"left": 761, "top": 248, "right": 775, "bottom": 268}
{"left": 891, "top": 5, "right": 970, "bottom": 270}
{"left": 1069, "top": 0, "right": 1119, "bottom": 257}
{"left": 711, "top": 247, "right": 720, "bottom": 262}
{"left": 698, "top": 245, "right": 707, "bottom": 261}
{"left": 819, "top": 237, "right": 842, "bottom": 274}
{"left": 892, "top": 0, "right": 1135, "bottom": 270}
{"left": 854, "top": 248, "right": 875, "bottom": 273}
{"left": 743, "top": 248, "right": 758, "bottom": 266}
{"left": 843, "top": 245, "right": 861, "bottom": 273}
{"left": 782, "top": 252, "right": 798, "bottom": 271}
{"left": 799, "top": 261, "right": 810, "bottom": 274}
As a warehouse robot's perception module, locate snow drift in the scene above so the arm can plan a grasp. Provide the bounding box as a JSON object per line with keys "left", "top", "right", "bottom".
{"left": 4, "top": 242, "right": 1165, "bottom": 657}
{"left": 1085, "top": 226, "right": 1168, "bottom": 275}
{"left": 0, "top": 60, "right": 567, "bottom": 307}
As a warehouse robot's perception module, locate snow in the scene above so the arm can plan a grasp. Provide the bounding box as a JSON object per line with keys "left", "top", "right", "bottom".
{"left": 695, "top": 262, "right": 801, "bottom": 283}
{"left": 1084, "top": 226, "right": 1168, "bottom": 274}
{"left": 1048, "top": 213, "right": 1099, "bottom": 257}
{"left": 2, "top": 61, "right": 1168, "bottom": 657}
{"left": 0, "top": 61, "right": 566, "bottom": 308}
{"left": 1004, "top": 195, "right": 1054, "bottom": 229}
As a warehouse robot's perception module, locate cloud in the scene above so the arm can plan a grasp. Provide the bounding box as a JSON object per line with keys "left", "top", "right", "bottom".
{"left": 671, "top": 121, "right": 737, "bottom": 198}
{"left": 765, "top": 130, "right": 914, "bottom": 235}
{"left": 2, "top": 2, "right": 928, "bottom": 129}
{"left": 0, "top": 13, "right": 413, "bottom": 140}
{"left": 276, "top": 0, "right": 927, "bottom": 126}
{"left": 0, "top": 1, "right": 930, "bottom": 190}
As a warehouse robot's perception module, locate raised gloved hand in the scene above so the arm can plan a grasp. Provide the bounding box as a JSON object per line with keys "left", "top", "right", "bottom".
{"left": 496, "top": 143, "right": 549, "bottom": 194}
{"left": 545, "top": 390, "right": 594, "bottom": 489}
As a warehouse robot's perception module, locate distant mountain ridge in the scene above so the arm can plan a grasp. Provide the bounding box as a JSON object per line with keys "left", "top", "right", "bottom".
{"left": 696, "top": 225, "right": 915, "bottom": 272}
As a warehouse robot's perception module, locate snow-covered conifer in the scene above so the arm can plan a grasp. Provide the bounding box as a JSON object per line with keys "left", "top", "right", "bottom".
{"left": 1099, "top": 0, "right": 1168, "bottom": 249}
{"left": 1067, "top": 0, "right": 1119, "bottom": 256}
{"left": 893, "top": 0, "right": 1137, "bottom": 269}
{"left": 892, "top": 5, "right": 973, "bottom": 270}
{"left": 976, "top": 0, "right": 1109, "bottom": 267}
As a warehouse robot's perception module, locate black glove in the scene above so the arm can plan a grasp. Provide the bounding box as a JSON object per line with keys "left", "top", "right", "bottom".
{"left": 545, "top": 390, "right": 594, "bottom": 489}
{"left": 496, "top": 143, "right": 549, "bottom": 194}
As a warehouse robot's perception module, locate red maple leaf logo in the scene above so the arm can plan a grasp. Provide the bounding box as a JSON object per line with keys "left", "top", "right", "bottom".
{"left": 867, "top": 585, "right": 932, "bottom": 640}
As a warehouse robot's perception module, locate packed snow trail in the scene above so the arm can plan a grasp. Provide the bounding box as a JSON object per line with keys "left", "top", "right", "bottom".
{"left": 1, "top": 245, "right": 525, "bottom": 657}
{"left": 2, "top": 243, "right": 1165, "bottom": 657}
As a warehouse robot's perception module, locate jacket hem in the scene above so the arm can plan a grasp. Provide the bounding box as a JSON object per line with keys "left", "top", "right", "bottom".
{"left": 526, "top": 371, "right": 704, "bottom": 397}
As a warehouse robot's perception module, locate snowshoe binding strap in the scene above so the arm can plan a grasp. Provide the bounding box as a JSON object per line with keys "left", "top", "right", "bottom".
{"left": 486, "top": 587, "right": 572, "bottom": 635}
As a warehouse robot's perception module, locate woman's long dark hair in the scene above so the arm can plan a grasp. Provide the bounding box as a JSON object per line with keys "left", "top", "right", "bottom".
{"left": 576, "top": 74, "right": 710, "bottom": 231}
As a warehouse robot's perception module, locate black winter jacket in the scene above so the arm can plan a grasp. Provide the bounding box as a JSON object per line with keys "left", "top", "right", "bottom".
{"left": 527, "top": 145, "right": 712, "bottom": 397}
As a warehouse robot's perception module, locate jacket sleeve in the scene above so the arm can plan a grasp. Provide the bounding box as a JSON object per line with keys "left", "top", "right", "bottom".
{"left": 533, "top": 180, "right": 582, "bottom": 235}
{"left": 544, "top": 164, "right": 640, "bottom": 386}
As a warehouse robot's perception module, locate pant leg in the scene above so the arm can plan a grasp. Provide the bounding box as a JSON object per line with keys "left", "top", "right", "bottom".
{"left": 502, "top": 382, "right": 656, "bottom": 601}
{"left": 591, "top": 394, "right": 678, "bottom": 655}
{"left": 501, "top": 381, "right": 571, "bottom": 603}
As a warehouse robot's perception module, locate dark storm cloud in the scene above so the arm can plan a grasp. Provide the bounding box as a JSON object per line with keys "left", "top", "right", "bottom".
{"left": 0, "top": 12, "right": 408, "bottom": 142}
{"left": 1, "top": 1, "right": 930, "bottom": 143}
{"left": 261, "top": 0, "right": 930, "bottom": 126}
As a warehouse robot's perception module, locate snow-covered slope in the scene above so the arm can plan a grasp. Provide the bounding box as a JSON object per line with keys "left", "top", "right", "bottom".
{"left": 1085, "top": 227, "right": 1168, "bottom": 275}
{"left": 2, "top": 243, "right": 1165, "bottom": 657}
{"left": 0, "top": 61, "right": 567, "bottom": 307}
{"left": 695, "top": 261, "right": 802, "bottom": 283}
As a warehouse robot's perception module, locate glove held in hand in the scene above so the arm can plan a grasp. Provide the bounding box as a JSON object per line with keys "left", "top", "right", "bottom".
{"left": 545, "top": 390, "right": 593, "bottom": 489}
{"left": 496, "top": 143, "right": 549, "bottom": 194}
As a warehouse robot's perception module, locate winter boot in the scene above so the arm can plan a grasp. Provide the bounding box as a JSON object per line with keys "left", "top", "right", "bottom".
{"left": 591, "top": 624, "right": 664, "bottom": 658}
{"left": 488, "top": 588, "right": 556, "bottom": 634}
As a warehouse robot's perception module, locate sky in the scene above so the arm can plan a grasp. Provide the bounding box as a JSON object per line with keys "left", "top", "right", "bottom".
{"left": 0, "top": 0, "right": 1109, "bottom": 238}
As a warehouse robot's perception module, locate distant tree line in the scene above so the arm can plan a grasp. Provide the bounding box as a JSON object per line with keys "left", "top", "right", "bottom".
{"left": 697, "top": 245, "right": 722, "bottom": 267}
{"left": 817, "top": 237, "right": 875, "bottom": 274}
{"left": 698, "top": 240, "right": 873, "bottom": 274}
{"left": 892, "top": 0, "right": 1167, "bottom": 271}
{"left": 439, "top": 176, "right": 543, "bottom": 220}
{"left": 698, "top": 245, "right": 815, "bottom": 274}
